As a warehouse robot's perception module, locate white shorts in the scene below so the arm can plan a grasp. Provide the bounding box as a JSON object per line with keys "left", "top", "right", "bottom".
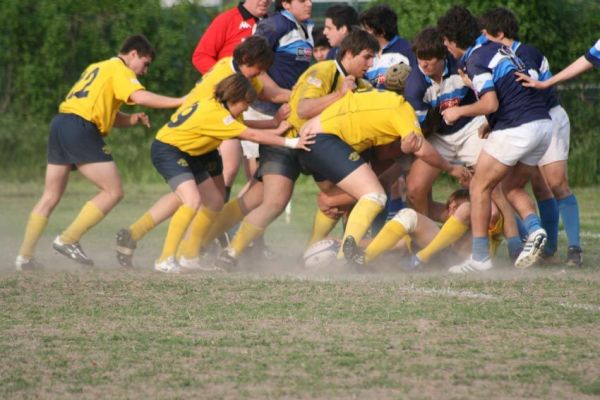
{"left": 538, "top": 105, "right": 570, "bottom": 166}
{"left": 241, "top": 106, "right": 273, "bottom": 159}
{"left": 429, "top": 115, "right": 486, "bottom": 166}
{"left": 484, "top": 119, "right": 553, "bottom": 166}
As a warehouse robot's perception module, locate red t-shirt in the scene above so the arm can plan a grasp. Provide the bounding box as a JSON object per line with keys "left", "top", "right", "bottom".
{"left": 192, "top": 4, "right": 259, "bottom": 75}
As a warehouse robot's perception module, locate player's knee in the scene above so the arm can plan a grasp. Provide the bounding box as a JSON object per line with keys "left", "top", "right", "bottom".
{"left": 392, "top": 208, "right": 418, "bottom": 233}
{"left": 361, "top": 192, "right": 387, "bottom": 207}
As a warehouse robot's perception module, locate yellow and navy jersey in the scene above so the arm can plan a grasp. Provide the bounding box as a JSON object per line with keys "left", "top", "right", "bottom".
{"left": 190, "top": 57, "right": 263, "bottom": 102}
{"left": 59, "top": 57, "right": 145, "bottom": 135}
{"left": 319, "top": 90, "right": 422, "bottom": 153}
{"left": 287, "top": 60, "right": 371, "bottom": 137}
{"left": 155, "top": 95, "right": 246, "bottom": 156}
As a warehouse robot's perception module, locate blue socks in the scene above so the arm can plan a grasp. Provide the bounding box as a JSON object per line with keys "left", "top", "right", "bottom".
{"left": 524, "top": 213, "right": 543, "bottom": 235}
{"left": 507, "top": 236, "right": 523, "bottom": 262}
{"left": 472, "top": 236, "right": 490, "bottom": 262}
{"left": 537, "top": 198, "right": 559, "bottom": 255}
{"left": 558, "top": 194, "right": 581, "bottom": 248}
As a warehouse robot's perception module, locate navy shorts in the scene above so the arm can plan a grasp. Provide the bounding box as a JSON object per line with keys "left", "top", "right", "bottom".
{"left": 47, "top": 113, "right": 113, "bottom": 166}
{"left": 298, "top": 134, "right": 366, "bottom": 183}
{"left": 151, "top": 139, "right": 223, "bottom": 190}
{"left": 255, "top": 145, "right": 303, "bottom": 182}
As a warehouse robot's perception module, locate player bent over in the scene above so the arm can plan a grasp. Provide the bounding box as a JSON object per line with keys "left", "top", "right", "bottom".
{"left": 437, "top": 7, "right": 553, "bottom": 273}
{"left": 297, "top": 89, "right": 470, "bottom": 261}
{"left": 15, "top": 35, "right": 185, "bottom": 271}
{"left": 150, "top": 74, "right": 312, "bottom": 273}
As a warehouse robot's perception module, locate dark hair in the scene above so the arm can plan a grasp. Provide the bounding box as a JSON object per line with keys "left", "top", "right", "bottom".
{"left": 359, "top": 5, "right": 398, "bottom": 41}
{"left": 446, "top": 188, "right": 470, "bottom": 209}
{"left": 325, "top": 4, "right": 359, "bottom": 30}
{"left": 338, "top": 29, "right": 380, "bottom": 60}
{"left": 479, "top": 7, "right": 520, "bottom": 40}
{"left": 119, "top": 34, "right": 156, "bottom": 60}
{"left": 412, "top": 27, "right": 447, "bottom": 60}
{"left": 437, "top": 6, "right": 480, "bottom": 50}
{"left": 313, "top": 26, "right": 330, "bottom": 48}
{"left": 214, "top": 74, "right": 257, "bottom": 104}
{"left": 233, "top": 36, "right": 274, "bottom": 70}
{"left": 274, "top": 0, "right": 289, "bottom": 12}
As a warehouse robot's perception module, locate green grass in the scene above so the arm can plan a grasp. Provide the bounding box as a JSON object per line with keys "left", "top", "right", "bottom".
{"left": 1, "top": 181, "right": 600, "bottom": 398}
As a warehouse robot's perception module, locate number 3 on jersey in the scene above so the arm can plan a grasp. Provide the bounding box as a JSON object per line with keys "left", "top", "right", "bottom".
{"left": 67, "top": 67, "right": 100, "bottom": 99}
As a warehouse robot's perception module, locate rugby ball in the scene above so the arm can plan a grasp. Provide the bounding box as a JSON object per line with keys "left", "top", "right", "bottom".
{"left": 303, "top": 239, "right": 340, "bottom": 269}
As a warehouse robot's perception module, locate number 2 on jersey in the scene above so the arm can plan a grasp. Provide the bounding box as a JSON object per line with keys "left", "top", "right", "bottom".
{"left": 67, "top": 67, "right": 100, "bottom": 99}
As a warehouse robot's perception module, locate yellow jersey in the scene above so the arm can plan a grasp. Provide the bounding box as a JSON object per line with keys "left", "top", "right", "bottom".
{"left": 155, "top": 95, "right": 246, "bottom": 156}
{"left": 188, "top": 57, "right": 263, "bottom": 102}
{"left": 59, "top": 57, "right": 145, "bottom": 135}
{"left": 287, "top": 60, "right": 370, "bottom": 137}
{"left": 319, "top": 90, "right": 422, "bottom": 153}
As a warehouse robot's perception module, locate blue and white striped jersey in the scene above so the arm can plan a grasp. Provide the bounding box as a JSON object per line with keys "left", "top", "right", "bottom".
{"left": 585, "top": 39, "right": 600, "bottom": 68}
{"left": 364, "top": 35, "right": 416, "bottom": 89}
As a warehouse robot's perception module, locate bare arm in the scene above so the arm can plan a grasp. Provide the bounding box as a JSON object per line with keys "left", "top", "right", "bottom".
{"left": 297, "top": 75, "right": 355, "bottom": 119}
{"left": 129, "top": 90, "right": 185, "bottom": 109}
{"left": 441, "top": 91, "right": 498, "bottom": 124}
{"left": 258, "top": 73, "right": 291, "bottom": 103}
{"left": 516, "top": 56, "right": 594, "bottom": 89}
{"left": 238, "top": 123, "right": 315, "bottom": 151}
{"left": 413, "top": 139, "right": 471, "bottom": 185}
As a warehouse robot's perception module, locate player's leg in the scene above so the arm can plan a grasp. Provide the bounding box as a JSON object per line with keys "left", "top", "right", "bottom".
{"left": 490, "top": 183, "right": 522, "bottom": 262}
{"left": 405, "top": 158, "right": 442, "bottom": 218}
{"left": 530, "top": 169, "right": 558, "bottom": 258}
{"left": 17, "top": 163, "right": 71, "bottom": 270}
{"left": 220, "top": 139, "right": 242, "bottom": 201}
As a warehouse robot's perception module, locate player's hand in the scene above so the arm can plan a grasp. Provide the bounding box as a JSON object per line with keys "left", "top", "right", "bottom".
{"left": 318, "top": 193, "right": 344, "bottom": 218}
{"left": 276, "top": 120, "right": 291, "bottom": 135}
{"left": 296, "top": 131, "right": 316, "bottom": 151}
{"left": 275, "top": 103, "right": 291, "bottom": 122}
{"left": 515, "top": 71, "right": 549, "bottom": 89}
{"left": 458, "top": 69, "right": 473, "bottom": 89}
{"left": 340, "top": 75, "right": 357, "bottom": 95}
{"left": 131, "top": 112, "right": 150, "bottom": 128}
{"left": 449, "top": 164, "right": 472, "bottom": 186}
{"left": 400, "top": 132, "right": 423, "bottom": 153}
{"left": 478, "top": 121, "right": 491, "bottom": 139}
{"left": 441, "top": 106, "right": 461, "bottom": 125}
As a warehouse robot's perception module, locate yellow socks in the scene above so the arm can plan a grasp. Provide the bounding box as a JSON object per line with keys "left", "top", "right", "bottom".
{"left": 416, "top": 215, "right": 469, "bottom": 262}
{"left": 18, "top": 212, "right": 49, "bottom": 259}
{"left": 177, "top": 207, "right": 219, "bottom": 259}
{"left": 339, "top": 197, "right": 384, "bottom": 258}
{"left": 229, "top": 220, "right": 264, "bottom": 257}
{"left": 364, "top": 220, "right": 408, "bottom": 263}
{"left": 202, "top": 199, "right": 245, "bottom": 247}
{"left": 158, "top": 205, "right": 196, "bottom": 262}
{"left": 306, "top": 209, "right": 339, "bottom": 248}
{"left": 129, "top": 212, "right": 156, "bottom": 242}
{"left": 60, "top": 201, "right": 104, "bottom": 244}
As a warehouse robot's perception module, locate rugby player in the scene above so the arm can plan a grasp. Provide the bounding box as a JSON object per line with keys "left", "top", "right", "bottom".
{"left": 323, "top": 4, "right": 359, "bottom": 60}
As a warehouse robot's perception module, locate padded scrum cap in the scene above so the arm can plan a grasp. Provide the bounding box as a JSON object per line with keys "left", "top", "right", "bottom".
{"left": 384, "top": 63, "right": 412, "bottom": 93}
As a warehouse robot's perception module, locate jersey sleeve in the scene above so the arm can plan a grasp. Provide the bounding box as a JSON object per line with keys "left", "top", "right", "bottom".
{"left": 403, "top": 70, "right": 429, "bottom": 125}
{"left": 467, "top": 55, "right": 495, "bottom": 98}
{"left": 204, "top": 106, "right": 247, "bottom": 140}
{"left": 584, "top": 39, "right": 600, "bottom": 68}
{"left": 112, "top": 67, "right": 145, "bottom": 104}
{"left": 392, "top": 101, "right": 422, "bottom": 139}
{"left": 254, "top": 18, "right": 282, "bottom": 49}
{"left": 192, "top": 13, "right": 228, "bottom": 74}
{"left": 298, "top": 67, "right": 333, "bottom": 100}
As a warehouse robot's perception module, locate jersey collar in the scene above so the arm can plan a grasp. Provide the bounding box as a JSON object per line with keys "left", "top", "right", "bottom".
{"left": 231, "top": 58, "right": 241, "bottom": 74}
{"left": 382, "top": 35, "right": 400, "bottom": 53}
{"left": 335, "top": 59, "right": 348, "bottom": 77}
{"left": 460, "top": 33, "right": 488, "bottom": 66}
{"left": 238, "top": 2, "right": 260, "bottom": 21}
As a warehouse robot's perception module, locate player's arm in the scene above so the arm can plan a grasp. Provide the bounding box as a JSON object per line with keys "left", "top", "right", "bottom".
{"left": 114, "top": 111, "right": 151, "bottom": 128}
{"left": 516, "top": 56, "right": 594, "bottom": 89}
{"left": 238, "top": 122, "right": 314, "bottom": 150}
{"left": 296, "top": 75, "right": 355, "bottom": 119}
{"left": 441, "top": 91, "right": 498, "bottom": 124}
{"left": 129, "top": 90, "right": 186, "bottom": 109}
{"left": 243, "top": 103, "right": 290, "bottom": 129}
{"left": 258, "top": 73, "right": 291, "bottom": 103}
{"left": 408, "top": 135, "right": 471, "bottom": 184}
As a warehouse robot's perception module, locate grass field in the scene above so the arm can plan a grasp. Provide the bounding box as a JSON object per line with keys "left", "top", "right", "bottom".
{"left": 1, "top": 179, "right": 600, "bottom": 399}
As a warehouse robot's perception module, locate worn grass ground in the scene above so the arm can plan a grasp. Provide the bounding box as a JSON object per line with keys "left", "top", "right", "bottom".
{"left": 1, "top": 180, "right": 600, "bottom": 399}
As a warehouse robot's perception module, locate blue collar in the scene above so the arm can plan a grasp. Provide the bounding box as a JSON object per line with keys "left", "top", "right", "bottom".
{"left": 382, "top": 35, "right": 400, "bottom": 52}
{"left": 461, "top": 34, "right": 488, "bottom": 64}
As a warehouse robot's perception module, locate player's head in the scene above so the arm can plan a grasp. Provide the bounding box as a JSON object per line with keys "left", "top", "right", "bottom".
{"left": 412, "top": 27, "right": 447, "bottom": 78}
{"left": 119, "top": 34, "right": 156, "bottom": 75}
{"left": 243, "top": 0, "right": 273, "bottom": 18}
{"left": 383, "top": 63, "right": 411, "bottom": 94}
{"left": 275, "top": 0, "right": 312, "bottom": 22}
{"left": 312, "top": 26, "right": 331, "bottom": 62}
{"left": 324, "top": 5, "right": 359, "bottom": 47}
{"left": 437, "top": 6, "right": 480, "bottom": 58}
{"left": 215, "top": 74, "right": 258, "bottom": 117}
{"left": 338, "top": 29, "right": 379, "bottom": 77}
{"left": 359, "top": 5, "right": 398, "bottom": 42}
{"left": 479, "top": 7, "right": 520, "bottom": 41}
{"left": 446, "top": 188, "right": 470, "bottom": 214}
{"left": 233, "top": 36, "right": 274, "bottom": 78}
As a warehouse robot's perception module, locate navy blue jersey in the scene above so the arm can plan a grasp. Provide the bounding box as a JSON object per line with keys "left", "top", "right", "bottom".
{"left": 461, "top": 35, "right": 549, "bottom": 130}
{"left": 512, "top": 41, "right": 560, "bottom": 110}
{"left": 404, "top": 55, "right": 476, "bottom": 135}
{"left": 585, "top": 39, "right": 600, "bottom": 68}
{"left": 365, "top": 35, "right": 416, "bottom": 88}
{"left": 255, "top": 11, "right": 314, "bottom": 89}
{"left": 326, "top": 47, "right": 339, "bottom": 60}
